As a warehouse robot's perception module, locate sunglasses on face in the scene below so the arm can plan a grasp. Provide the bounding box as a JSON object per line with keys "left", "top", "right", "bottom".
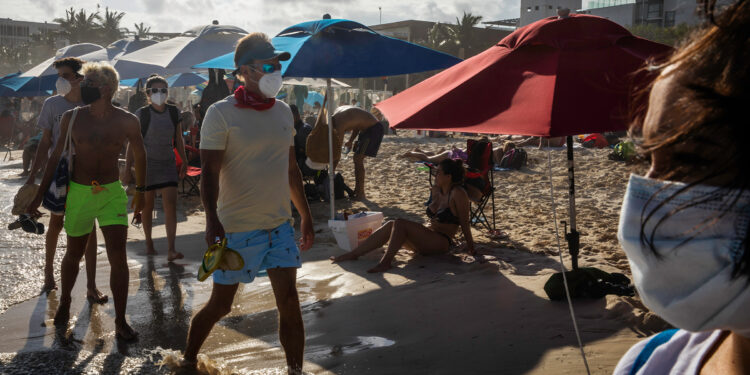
{"left": 148, "top": 88, "right": 168, "bottom": 94}
{"left": 251, "top": 63, "right": 280, "bottom": 74}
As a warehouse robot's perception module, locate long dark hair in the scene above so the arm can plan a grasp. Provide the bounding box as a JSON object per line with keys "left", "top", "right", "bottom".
{"left": 439, "top": 159, "right": 465, "bottom": 185}
{"left": 631, "top": 0, "right": 750, "bottom": 279}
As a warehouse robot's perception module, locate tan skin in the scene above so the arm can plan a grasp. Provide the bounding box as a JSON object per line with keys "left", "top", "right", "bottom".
{"left": 182, "top": 55, "right": 314, "bottom": 373}
{"left": 331, "top": 164, "right": 476, "bottom": 273}
{"left": 123, "top": 81, "right": 187, "bottom": 261}
{"left": 330, "top": 106, "right": 380, "bottom": 199}
{"left": 26, "top": 72, "right": 147, "bottom": 341}
{"left": 642, "top": 73, "right": 750, "bottom": 374}
{"left": 22, "top": 65, "right": 105, "bottom": 301}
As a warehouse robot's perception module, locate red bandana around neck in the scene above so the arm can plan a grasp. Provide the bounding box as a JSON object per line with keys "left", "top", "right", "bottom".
{"left": 234, "top": 86, "right": 275, "bottom": 111}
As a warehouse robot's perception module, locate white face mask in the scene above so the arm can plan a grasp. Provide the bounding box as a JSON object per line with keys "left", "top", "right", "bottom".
{"left": 258, "top": 71, "right": 283, "bottom": 99}
{"left": 150, "top": 92, "right": 166, "bottom": 106}
{"left": 56, "top": 77, "right": 71, "bottom": 96}
{"left": 618, "top": 174, "right": 750, "bottom": 337}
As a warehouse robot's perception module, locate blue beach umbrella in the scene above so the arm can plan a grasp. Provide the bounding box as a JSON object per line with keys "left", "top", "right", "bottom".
{"left": 0, "top": 73, "right": 51, "bottom": 97}
{"left": 303, "top": 91, "right": 324, "bottom": 106}
{"left": 193, "top": 19, "right": 463, "bottom": 219}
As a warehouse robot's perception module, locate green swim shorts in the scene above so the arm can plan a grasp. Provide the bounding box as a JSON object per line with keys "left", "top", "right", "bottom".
{"left": 64, "top": 180, "right": 128, "bottom": 237}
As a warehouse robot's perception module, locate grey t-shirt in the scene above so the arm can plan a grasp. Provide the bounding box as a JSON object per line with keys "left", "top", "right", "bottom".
{"left": 37, "top": 95, "right": 82, "bottom": 155}
{"left": 135, "top": 106, "right": 177, "bottom": 161}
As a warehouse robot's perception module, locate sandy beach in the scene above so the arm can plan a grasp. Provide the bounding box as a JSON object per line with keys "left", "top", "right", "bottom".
{"left": 0, "top": 133, "right": 668, "bottom": 374}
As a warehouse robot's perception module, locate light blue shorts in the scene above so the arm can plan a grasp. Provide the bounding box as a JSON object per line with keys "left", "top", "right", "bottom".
{"left": 213, "top": 222, "right": 301, "bottom": 285}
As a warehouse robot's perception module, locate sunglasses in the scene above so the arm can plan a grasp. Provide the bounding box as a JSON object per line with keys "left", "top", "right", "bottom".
{"left": 148, "top": 88, "right": 168, "bottom": 94}
{"left": 252, "top": 63, "right": 279, "bottom": 74}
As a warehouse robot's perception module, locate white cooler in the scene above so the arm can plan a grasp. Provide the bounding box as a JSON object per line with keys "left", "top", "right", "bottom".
{"left": 328, "top": 211, "right": 384, "bottom": 251}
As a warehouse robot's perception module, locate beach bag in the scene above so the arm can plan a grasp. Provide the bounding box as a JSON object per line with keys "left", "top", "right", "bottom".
{"left": 544, "top": 267, "right": 634, "bottom": 300}
{"left": 306, "top": 92, "right": 342, "bottom": 165}
{"left": 42, "top": 107, "right": 77, "bottom": 214}
{"left": 499, "top": 148, "right": 527, "bottom": 170}
{"left": 609, "top": 140, "right": 636, "bottom": 162}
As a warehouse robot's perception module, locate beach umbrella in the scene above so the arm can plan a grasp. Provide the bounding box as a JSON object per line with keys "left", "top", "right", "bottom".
{"left": 167, "top": 72, "right": 208, "bottom": 87}
{"left": 303, "top": 91, "right": 325, "bottom": 106}
{"left": 283, "top": 77, "right": 350, "bottom": 88}
{"left": 78, "top": 38, "right": 158, "bottom": 63}
{"left": 115, "top": 24, "right": 247, "bottom": 80}
{"left": 377, "top": 14, "right": 671, "bottom": 272}
{"left": 0, "top": 73, "right": 50, "bottom": 97}
{"left": 194, "top": 19, "right": 463, "bottom": 219}
{"left": 19, "top": 43, "right": 104, "bottom": 79}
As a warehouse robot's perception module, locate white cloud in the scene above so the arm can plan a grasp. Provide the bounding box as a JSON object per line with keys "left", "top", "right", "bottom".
{"left": 5, "top": 0, "right": 520, "bottom": 36}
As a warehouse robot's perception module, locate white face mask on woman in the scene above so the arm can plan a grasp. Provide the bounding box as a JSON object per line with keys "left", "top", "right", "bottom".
{"left": 617, "top": 174, "right": 750, "bottom": 337}
{"left": 150, "top": 92, "right": 166, "bottom": 106}
{"left": 55, "top": 77, "right": 71, "bottom": 96}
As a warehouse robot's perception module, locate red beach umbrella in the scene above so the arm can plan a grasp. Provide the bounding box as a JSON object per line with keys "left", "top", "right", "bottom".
{"left": 378, "top": 14, "right": 671, "bottom": 274}
{"left": 377, "top": 14, "right": 671, "bottom": 136}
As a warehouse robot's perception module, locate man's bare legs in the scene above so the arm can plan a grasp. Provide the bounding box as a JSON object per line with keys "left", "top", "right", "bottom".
{"left": 330, "top": 220, "right": 394, "bottom": 262}
{"left": 184, "top": 283, "right": 239, "bottom": 364}
{"left": 99, "top": 225, "right": 137, "bottom": 340}
{"left": 43, "top": 214, "right": 104, "bottom": 303}
{"left": 142, "top": 190, "right": 157, "bottom": 255}
{"left": 84, "top": 230, "right": 107, "bottom": 303}
{"left": 268, "top": 268, "right": 304, "bottom": 374}
{"left": 353, "top": 153, "right": 366, "bottom": 200}
{"left": 159, "top": 186, "right": 184, "bottom": 261}
{"left": 43, "top": 214, "right": 64, "bottom": 291}
{"left": 53, "top": 233, "right": 88, "bottom": 325}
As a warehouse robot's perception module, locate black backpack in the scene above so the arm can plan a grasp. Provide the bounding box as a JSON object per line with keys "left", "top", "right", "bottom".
{"left": 499, "top": 148, "right": 527, "bottom": 170}
{"left": 138, "top": 104, "right": 180, "bottom": 143}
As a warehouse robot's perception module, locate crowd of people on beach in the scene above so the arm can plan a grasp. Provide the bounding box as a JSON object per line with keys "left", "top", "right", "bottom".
{"left": 3, "top": 0, "right": 749, "bottom": 372}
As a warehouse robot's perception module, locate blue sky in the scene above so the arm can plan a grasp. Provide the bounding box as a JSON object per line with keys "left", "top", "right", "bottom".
{"left": 8, "top": 0, "right": 519, "bottom": 36}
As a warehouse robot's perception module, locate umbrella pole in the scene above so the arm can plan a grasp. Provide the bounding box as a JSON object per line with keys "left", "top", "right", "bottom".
{"left": 565, "top": 136, "right": 580, "bottom": 270}
{"left": 327, "top": 78, "right": 335, "bottom": 220}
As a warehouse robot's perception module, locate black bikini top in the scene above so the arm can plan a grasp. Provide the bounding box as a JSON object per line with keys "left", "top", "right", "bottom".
{"left": 426, "top": 189, "right": 460, "bottom": 225}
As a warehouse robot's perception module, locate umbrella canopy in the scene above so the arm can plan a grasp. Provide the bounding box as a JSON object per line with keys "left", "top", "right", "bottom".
{"left": 115, "top": 24, "right": 247, "bottom": 80}
{"left": 78, "top": 38, "right": 158, "bottom": 63}
{"left": 20, "top": 43, "right": 105, "bottom": 78}
{"left": 378, "top": 15, "right": 672, "bottom": 136}
{"left": 303, "top": 91, "right": 325, "bottom": 106}
{"left": 284, "top": 77, "right": 350, "bottom": 88}
{"left": 0, "top": 73, "right": 50, "bottom": 97}
{"left": 167, "top": 72, "right": 208, "bottom": 87}
{"left": 193, "top": 19, "right": 462, "bottom": 78}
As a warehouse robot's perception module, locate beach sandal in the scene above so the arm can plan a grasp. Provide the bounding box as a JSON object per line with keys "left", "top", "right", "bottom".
{"left": 8, "top": 214, "right": 45, "bottom": 234}
{"left": 115, "top": 324, "right": 139, "bottom": 342}
{"left": 197, "top": 238, "right": 245, "bottom": 282}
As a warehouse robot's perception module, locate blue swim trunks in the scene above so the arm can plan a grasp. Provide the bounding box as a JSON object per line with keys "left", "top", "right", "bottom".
{"left": 213, "top": 221, "right": 301, "bottom": 285}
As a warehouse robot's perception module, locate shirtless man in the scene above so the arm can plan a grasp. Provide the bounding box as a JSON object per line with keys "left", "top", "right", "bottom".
{"left": 27, "top": 62, "right": 146, "bottom": 341}
{"left": 332, "top": 105, "right": 384, "bottom": 200}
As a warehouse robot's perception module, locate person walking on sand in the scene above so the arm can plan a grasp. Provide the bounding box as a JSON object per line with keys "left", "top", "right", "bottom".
{"left": 27, "top": 62, "right": 146, "bottom": 341}
{"left": 123, "top": 74, "right": 187, "bottom": 261}
{"left": 331, "top": 105, "right": 384, "bottom": 200}
{"left": 23, "top": 57, "right": 106, "bottom": 302}
{"left": 181, "top": 33, "right": 314, "bottom": 374}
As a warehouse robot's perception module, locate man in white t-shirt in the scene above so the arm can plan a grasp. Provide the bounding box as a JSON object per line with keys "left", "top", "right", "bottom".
{"left": 182, "top": 33, "right": 314, "bottom": 374}
{"left": 23, "top": 57, "right": 106, "bottom": 303}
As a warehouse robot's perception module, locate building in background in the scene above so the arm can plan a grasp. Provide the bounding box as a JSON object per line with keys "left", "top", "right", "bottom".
{"left": 0, "top": 18, "right": 64, "bottom": 48}
{"left": 519, "top": 0, "right": 583, "bottom": 25}
{"left": 577, "top": 0, "right": 701, "bottom": 27}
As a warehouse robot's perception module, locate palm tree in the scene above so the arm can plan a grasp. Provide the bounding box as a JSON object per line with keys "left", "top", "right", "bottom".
{"left": 454, "top": 12, "right": 483, "bottom": 58}
{"left": 134, "top": 22, "right": 151, "bottom": 38}
{"left": 53, "top": 7, "right": 101, "bottom": 44}
{"left": 99, "top": 7, "right": 126, "bottom": 45}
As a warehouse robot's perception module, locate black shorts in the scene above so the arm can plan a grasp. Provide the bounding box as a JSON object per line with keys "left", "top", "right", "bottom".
{"left": 354, "top": 122, "right": 385, "bottom": 157}
{"left": 145, "top": 181, "right": 178, "bottom": 191}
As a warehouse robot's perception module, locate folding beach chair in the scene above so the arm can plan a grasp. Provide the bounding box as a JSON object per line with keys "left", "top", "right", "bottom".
{"left": 422, "top": 138, "right": 496, "bottom": 232}
{"left": 465, "top": 139, "right": 496, "bottom": 232}
{"left": 175, "top": 148, "right": 201, "bottom": 196}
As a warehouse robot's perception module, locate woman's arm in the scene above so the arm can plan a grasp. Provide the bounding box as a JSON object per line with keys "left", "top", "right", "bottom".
{"left": 453, "top": 187, "right": 475, "bottom": 255}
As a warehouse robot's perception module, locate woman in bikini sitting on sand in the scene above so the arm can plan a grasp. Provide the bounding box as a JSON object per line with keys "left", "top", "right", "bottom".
{"left": 402, "top": 141, "right": 517, "bottom": 166}
{"left": 331, "top": 159, "right": 476, "bottom": 273}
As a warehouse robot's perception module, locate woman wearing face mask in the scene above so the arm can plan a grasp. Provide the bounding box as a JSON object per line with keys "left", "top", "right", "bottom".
{"left": 614, "top": 0, "right": 750, "bottom": 373}
{"left": 125, "top": 75, "right": 187, "bottom": 261}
